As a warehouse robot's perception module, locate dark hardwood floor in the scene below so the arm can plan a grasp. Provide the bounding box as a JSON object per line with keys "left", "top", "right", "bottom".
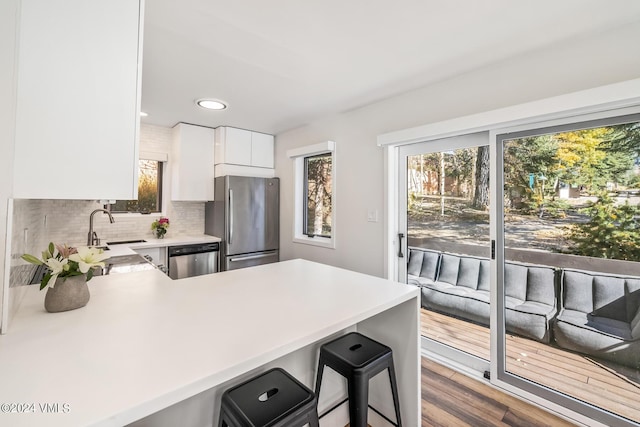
{"left": 421, "top": 357, "right": 578, "bottom": 427}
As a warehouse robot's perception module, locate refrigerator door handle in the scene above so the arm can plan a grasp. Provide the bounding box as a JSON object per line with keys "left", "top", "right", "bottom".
{"left": 228, "top": 189, "right": 234, "bottom": 245}
{"left": 230, "top": 252, "right": 277, "bottom": 262}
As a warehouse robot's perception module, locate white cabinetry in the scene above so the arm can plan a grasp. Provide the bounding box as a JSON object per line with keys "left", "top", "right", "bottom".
{"left": 250, "top": 132, "right": 275, "bottom": 168}
{"left": 214, "top": 127, "right": 274, "bottom": 176}
{"left": 171, "top": 123, "right": 215, "bottom": 201}
{"left": 216, "top": 127, "right": 252, "bottom": 166}
{"left": 12, "top": 0, "right": 143, "bottom": 200}
{"left": 133, "top": 247, "right": 167, "bottom": 270}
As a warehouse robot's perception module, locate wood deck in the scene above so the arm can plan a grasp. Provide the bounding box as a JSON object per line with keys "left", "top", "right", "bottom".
{"left": 421, "top": 309, "right": 640, "bottom": 424}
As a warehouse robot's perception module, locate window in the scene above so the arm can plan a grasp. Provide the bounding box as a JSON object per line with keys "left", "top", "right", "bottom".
{"left": 288, "top": 141, "right": 336, "bottom": 248}
{"left": 110, "top": 159, "right": 164, "bottom": 213}
{"left": 304, "top": 153, "right": 332, "bottom": 237}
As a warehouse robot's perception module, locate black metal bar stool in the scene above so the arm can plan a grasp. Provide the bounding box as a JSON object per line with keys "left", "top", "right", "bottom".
{"left": 218, "top": 367, "right": 320, "bottom": 427}
{"left": 314, "top": 332, "right": 402, "bottom": 427}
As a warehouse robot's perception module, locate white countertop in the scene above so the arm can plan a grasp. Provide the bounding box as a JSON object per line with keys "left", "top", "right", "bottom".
{"left": 0, "top": 259, "right": 418, "bottom": 426}
{"left": 100, "top": 234, "right": 221, "bottom": 257}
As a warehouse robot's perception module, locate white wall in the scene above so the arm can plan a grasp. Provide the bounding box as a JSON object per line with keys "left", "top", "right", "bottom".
{"left": 0, "top": 0, "right": 19, "bottom": 333}
{"left": 275, "top": 22, "right": 640, "bottom": 278}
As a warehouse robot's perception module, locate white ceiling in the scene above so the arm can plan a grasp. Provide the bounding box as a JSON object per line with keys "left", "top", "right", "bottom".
{"left": 141, "top": 0, "right": 640, "bottom": 135}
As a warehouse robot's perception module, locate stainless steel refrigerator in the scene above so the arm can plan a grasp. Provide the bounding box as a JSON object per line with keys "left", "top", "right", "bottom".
{"left": 205, "top": 176, "right": 279, "bottom": 271}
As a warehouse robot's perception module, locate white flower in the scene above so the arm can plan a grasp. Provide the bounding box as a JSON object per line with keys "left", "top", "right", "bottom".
{"left": 45, "top": 257, "right": 68, "bottom": 288}
{"left": 69, "top": 246, "right": 110, "bottom": 274}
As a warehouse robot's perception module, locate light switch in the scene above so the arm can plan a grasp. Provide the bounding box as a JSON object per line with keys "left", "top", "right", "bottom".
{"left": 367, "top": 209, "right": 379, "bottom": 222}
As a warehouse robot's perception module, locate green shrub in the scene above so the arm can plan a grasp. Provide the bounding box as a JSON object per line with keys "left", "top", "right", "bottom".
{"left": 566, "top": 192, "right": 640, "bottom": 260}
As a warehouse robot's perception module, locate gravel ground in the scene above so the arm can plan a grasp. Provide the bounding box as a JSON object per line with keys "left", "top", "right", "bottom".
{"left": 407, "top": 200, "right": 585, "bottom": 252}
{"left": 408, "top": 194, "right": 640, "bottom": 253}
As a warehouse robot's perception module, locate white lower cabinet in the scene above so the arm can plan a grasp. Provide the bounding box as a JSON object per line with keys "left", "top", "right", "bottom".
{"left": 134, "top": 247, "right": 167, "bottom": 270}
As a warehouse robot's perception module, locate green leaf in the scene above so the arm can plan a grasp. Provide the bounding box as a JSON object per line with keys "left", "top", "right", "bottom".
{"left": 21, "top": 254, "right": 43, "bottom": 265}
{"left": 48, "top": 242, "right": 55, "bottom": 256}
{"left": 40, "top": 273, "right": 51, "bottom": 290}
{"left": 86, "top": 269, "right": 94, "bottom": 282}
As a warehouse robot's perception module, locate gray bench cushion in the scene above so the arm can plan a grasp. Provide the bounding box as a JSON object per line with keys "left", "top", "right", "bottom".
{"left": 554, "top": 269, "right": 640, "bottom": 367}
{"left": 407, "top": 247, "right": 440, "bottom": 287}
{"left": 438, "top": 254, "right": 490, "bottom": 290}
{"left": 555, "top": 310, "right": 640, "bottom": 368}
{"left": 561, "top": 269, "right": 640, "bottom": 324}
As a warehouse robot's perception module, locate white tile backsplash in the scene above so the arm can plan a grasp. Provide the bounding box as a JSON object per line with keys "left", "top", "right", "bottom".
{"left": 140, "top": 122, "right": 171, "bottom": 153}
{"left": 36, "top": 199, "right": 205, "bottom": 246}
{"left": 9, "top": 198, "right": 205, "bottom": 276}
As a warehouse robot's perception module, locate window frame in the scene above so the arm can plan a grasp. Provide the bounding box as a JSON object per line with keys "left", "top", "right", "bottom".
{"left": 303, "top": 152, "right": 333, "bottom": 239}
{"left": 106, "top": 151, "right": 168, "bottom": 216}
{"left": 288, "top": 141, "right": 336, "bottom": 248}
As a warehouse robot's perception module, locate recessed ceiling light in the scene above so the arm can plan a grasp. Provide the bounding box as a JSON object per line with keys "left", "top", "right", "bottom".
{"left": 196, "top": 99, "right": 228, "bottom": 110}
{"left": 140, "top": 111, "right": 148, "bottom": 117}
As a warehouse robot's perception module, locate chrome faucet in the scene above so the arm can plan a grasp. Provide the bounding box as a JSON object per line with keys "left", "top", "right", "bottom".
{"left": 87, "top": 209, "right": 115, "bottom": 246}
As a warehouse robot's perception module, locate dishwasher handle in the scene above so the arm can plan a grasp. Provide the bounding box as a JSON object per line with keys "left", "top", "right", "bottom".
{"left": 168, "top": 243, "right": 220, "bottom": 257}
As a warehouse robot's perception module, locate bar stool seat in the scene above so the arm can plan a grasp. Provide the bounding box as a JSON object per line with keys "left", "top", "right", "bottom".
{"left": 314, "top": 332, "right": 402, "bottom": 427}
{"left": 218, "top": 367, "right": 319, "bottom": 427}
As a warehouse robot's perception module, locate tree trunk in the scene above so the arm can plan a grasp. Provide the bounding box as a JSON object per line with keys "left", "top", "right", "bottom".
{"left": 472, "top": 145, "right": 490, "bottom": 210}
{"left": 313, "top": 184, "right": 324, "bottom": 235}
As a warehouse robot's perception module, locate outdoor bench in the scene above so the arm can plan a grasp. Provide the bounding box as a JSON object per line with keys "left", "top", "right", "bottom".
{"left": 407, "top": 247, "right": 558, "bottom": 343}
{"left": 553, "top": 268, "right": 640, "bottom": 368}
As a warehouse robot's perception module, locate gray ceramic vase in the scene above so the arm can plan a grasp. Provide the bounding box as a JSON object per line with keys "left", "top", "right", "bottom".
{"left": 44, "top": 275, "right": 90, "bottom": 313}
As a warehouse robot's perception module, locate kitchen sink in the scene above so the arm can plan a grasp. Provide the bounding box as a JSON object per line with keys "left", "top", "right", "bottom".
{"left": 98, "top": 254, "right": 156, "bottom": 275}
{"left": 106, "top": 239, "right": 147, "bottom": 245}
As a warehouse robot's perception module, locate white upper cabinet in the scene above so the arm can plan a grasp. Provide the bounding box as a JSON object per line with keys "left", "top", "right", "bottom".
{"left": 215, "top": 127, "right": 274, "bottom": 169}
{"left": 12, "top": 0, "right": 144, "bottom": 200}
{"left": 216, "top": 127, "right": 252, "bottom": 166}
{"left": 251, "top": 132, "right": 275, "bottom": 168}
{"left": 171, "top": 123, "right": 215, "bottom": 201}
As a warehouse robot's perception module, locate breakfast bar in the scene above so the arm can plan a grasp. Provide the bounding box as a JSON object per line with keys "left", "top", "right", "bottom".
{"left": 0, "top": 259, "right": 420, "bottom": 426}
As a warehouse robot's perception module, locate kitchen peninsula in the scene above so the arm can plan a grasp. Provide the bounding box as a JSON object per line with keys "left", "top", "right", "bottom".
{"left": 0, "top": 259, "right": 420, "bottom": 426}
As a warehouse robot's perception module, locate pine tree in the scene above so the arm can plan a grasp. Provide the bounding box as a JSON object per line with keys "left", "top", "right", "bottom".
{"left": 567, "top": 192, "right": 640, "bottom": 261}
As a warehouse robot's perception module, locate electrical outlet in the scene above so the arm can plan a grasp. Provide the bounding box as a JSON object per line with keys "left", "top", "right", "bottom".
{"left": 367, "top": 209, "right": 379, "bottom": 222}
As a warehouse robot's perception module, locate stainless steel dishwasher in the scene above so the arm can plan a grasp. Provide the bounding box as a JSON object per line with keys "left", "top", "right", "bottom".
{"left": 168, "top": 242, "right": 219, "bottom": 279}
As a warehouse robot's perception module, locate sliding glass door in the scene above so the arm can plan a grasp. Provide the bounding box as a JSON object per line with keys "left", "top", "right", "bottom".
{"left": 396, "top": 111, "right": 640, "bottom": 427}
{"left": 398, "top": 133, "right": 491, "bottom": 372}
{"left": 495, "top": 114, "right": 640, "bottom": 427}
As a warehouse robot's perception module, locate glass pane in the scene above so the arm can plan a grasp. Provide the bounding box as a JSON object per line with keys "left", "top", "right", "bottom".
{"left": 503, "top": 121, "right": 640, "bottom": 424}
{"left": 305, "top": 153, "right": 332, "bottom": 237}
{"left": 407, "top": 146, "right": 491, "bottom": 361}
{"left": 111, "top": 160, "right": 162, "bottom": 213}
